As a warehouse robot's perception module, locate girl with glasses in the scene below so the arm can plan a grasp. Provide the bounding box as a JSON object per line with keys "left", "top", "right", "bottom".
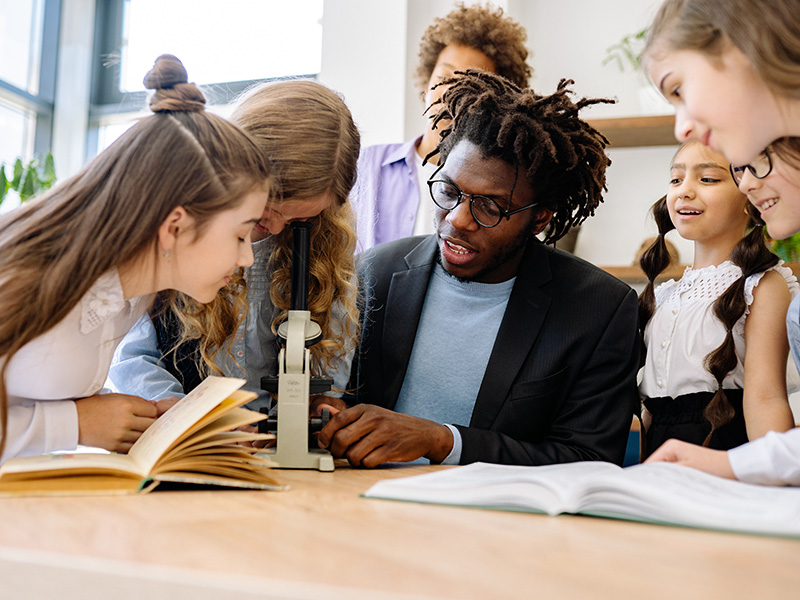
{"left": 735, "top": 140, "right": 800, "bottom": 242}
{"left": 638, "top": 140, "right": 797, "bottom": 460}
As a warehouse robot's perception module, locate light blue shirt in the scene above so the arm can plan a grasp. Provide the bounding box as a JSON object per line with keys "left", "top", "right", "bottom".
{"left": 108, "top": 238, "right": 352, "bottom": 412}
{"left": 395, "top": 263, "right": 515, "bottom": 464}
{"left": 788, "top": 293, "right": 800, "bottom": 371}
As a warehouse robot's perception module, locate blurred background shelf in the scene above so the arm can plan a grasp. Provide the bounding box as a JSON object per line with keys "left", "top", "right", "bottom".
{"left": 587, "top": 115, "right": 677, "bottom": 148}
{"left": 602, "top": 263, "right": 800, "bottom": 286}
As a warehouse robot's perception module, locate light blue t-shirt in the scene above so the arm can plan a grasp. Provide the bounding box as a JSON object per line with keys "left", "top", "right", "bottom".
{"left": 395, "top": 263, "right": 514, "bottom": 461}
{"left": 787, "top": 293, "right": 800, "bottom": 371}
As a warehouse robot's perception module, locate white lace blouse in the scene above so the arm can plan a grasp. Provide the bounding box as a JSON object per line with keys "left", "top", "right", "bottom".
{"left": 2, "top": 271, "right": 153, "bottom": 461}
{"left": 639, "top": 261, "right": 799, "bottom": 399}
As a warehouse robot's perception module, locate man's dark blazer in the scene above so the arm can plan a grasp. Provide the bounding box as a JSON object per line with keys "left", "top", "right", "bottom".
{"left": 347, "top": 235, "right": 640, "bottom": 466}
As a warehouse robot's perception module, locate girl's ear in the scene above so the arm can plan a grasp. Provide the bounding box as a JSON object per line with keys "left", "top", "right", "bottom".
{"left": 532, "top": 209, "right": 554, "bottom": 235}
{"left": 158, "top": 206, "right": 191, "bottom": 254}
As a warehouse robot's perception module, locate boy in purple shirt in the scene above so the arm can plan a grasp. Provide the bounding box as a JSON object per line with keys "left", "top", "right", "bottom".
{"left": 351, "top": 3, "right": 531, "bottom": 251}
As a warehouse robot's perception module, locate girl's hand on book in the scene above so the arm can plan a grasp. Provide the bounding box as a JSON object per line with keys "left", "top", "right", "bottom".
{"left": 154, "top": 397, "right": 180, "bottom": 416}
{"left": 644, "top": 439, "right": 736, "bottom": 479}
{"left": 75, "top": 394, "right": 159, "bottom": 453}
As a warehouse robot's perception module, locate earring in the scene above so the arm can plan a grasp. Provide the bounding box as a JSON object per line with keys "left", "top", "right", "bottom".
{"left": 163, "top": 250, "right": 170, "bottom": 259}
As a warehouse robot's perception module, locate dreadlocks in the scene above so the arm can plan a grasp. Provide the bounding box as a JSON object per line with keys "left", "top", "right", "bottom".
{"left": 430, "top": 70, "right": 613, "bottom": 243}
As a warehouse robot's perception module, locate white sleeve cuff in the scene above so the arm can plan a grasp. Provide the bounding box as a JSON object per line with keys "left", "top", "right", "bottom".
{"left": 729, "top": 429, "right": 800, "bottom": 486}
{"left": 439, "top": 424, "right": 462, "bottom": 465}
{"left": 3, "top": 400, "right": 80, "bottom": 462}
{"left": 44, "top": 399, "right": 80, "bottom": 454}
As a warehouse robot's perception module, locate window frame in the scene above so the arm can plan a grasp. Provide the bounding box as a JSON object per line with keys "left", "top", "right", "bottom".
{"left": 89, "top": 0, "right": 321, "bottom": 156}
{"left": 0, "top": 0, "right": 61, "bottom": 159}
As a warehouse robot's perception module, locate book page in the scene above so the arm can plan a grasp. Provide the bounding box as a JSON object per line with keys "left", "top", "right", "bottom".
{"left": 578, "top": 462, "right": 800, "bottom": 536}
{"left": 164, "top": 398, "right": 265, "bottom": 458}
{"left": 128, "top": 376, "right": 248, "bottom": 475}
{"left": 0, "top": 452, "right": 139, "bottom": 479}
{"left": 363, "top": 461, "right": 622, "bottom": 514}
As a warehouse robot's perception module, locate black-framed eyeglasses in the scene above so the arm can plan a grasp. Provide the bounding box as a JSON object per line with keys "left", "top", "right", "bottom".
{"left": 427, "top": 179, "right": 538, "bottom": 228}
{"left": 729, "top": 147, "right": 773, "bottom": 185}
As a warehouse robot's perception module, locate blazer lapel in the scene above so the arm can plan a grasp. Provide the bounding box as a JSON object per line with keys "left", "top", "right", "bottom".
{"left": 382, "top": 237, "right": 437, "bottom": 407}
{"left": 470, "top": 241, "right": 553, "bottom": 429}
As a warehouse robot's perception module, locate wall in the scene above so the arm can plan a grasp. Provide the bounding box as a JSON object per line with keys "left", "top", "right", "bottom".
{"left": 318, "top": 0, "right": 409, "bottom": 147}
{"left": 319, "top": 0, "right": 692, "bottom": 267}
{"left": 512, "top": 0, "right": 691, "bottom": 266}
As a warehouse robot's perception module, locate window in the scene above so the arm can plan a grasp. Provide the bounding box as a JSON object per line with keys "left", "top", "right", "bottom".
{"left": 0, "top": 0, "right": 60, "bottom": 166}
{"left": 90, "top": 0, "right": 323, "bottom": 153}
{"left": 120, "top": 0, "right": 322, "bottom": 92}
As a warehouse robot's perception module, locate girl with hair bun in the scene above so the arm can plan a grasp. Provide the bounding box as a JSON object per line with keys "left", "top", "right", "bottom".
{"left": 638, "top": 140, "right": 797, "bottom": 459}
{"left": 109, "top": 80, "right": 361, "bottom": 425}
{"left": 0, "top": 54, "right": 271, "bottom": 462}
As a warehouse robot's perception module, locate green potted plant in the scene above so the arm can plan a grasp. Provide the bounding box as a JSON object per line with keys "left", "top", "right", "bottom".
{"left": 602, "top": 27, "right": 673, "bottom": 115}
{"left": 0, "top": 153, "right": 57, "bottom": 206}
{"left": 601, "top": 27, "right": 649, "bottom": 73}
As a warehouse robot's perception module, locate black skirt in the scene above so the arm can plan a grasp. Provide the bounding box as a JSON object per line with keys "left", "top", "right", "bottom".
{"left": 642, "top": 389, "right": 747, "bottom": 459}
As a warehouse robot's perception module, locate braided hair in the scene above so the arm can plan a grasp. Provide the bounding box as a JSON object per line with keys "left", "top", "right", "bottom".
{"left": 429, "top": 70, "right": 613, "bottom": 243}
{"left": 638, "top": 149, "right": 779, "bottom": 444}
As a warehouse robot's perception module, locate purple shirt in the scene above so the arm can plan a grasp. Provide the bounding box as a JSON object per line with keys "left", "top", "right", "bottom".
{"left": 351, "top": 137, "right": 422, "bottom": 251}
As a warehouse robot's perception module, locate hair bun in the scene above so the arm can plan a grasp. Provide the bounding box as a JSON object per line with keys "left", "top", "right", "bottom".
{"left": 144, "top": 54, "right": 206, "bottom": 113}
{"left": 143, "top": 54, "right": 188, "bottom": 89}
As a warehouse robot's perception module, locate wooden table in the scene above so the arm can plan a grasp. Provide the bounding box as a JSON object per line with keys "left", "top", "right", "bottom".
{"left": 1, "top": 462, "right": 798, "bottom": 600}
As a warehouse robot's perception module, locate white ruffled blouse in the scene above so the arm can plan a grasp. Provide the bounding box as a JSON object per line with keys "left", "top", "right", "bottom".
{"left": 640, "top": 261, "right": 799, "bottom": 399}
{"left": 2, "top": 271, "right": 152, "bottom": 461}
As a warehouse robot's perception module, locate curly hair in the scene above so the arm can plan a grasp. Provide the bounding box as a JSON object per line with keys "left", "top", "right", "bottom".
{"left": 638, "top": 143, "right": 779, "bottom": 444}
{"left": 268, "top": 200, "right": 359, "bottom": 382}
{"left": 429, "top": 70, "right": 613, "bottom": 243}
{"left": 415, "top": 2, "right": 532, "bottom": 96}
{"left": 169, "top": 81, "right": 361, "bottom": 385}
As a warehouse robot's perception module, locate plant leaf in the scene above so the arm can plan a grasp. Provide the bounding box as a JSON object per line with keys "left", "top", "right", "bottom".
{"left": 0, "top": 165, "right": 7, "bottom": 204}
{"left": 11, "top": 158, "right": 23, "bottom": 189}
{"left": 19, "top": 164, "right": 37, "bottom": 202}
{"left": 42, "top": 153, "right": 56, "bottom": 185}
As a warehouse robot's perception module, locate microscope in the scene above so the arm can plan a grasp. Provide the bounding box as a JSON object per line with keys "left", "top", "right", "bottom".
{"left": 257, "top": 222, "right": 335, "bottom": 471}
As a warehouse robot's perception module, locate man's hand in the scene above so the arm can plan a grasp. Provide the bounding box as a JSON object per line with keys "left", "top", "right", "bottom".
{"left": 317, "top": 404, "right": 454, "bottom": 468}
{"left": 644, "top": 438, "right": 736, "bottom": 479}
{"left": 75, "top": 394, "right": 159, "bottom": 453}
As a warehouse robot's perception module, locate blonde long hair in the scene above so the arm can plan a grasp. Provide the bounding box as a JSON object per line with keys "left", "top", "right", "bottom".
{"left": 0, "top": 55, "right": 271, "bottom": 457}
{"left": 644, "top": 0, "right": 800, "bottom": 100}
{"left": 182, "top": 80, "right": 361, "bottom": 381}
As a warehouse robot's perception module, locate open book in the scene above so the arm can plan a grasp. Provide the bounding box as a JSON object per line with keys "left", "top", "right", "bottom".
{"left": 0, "top": 377, "right": 285, "bottom": 496}
{"left": 364, "top": 461, "right": 800, "bottom": 538}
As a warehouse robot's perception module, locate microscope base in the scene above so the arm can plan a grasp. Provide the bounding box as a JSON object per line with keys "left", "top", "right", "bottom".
{"left": 259, "top": 449, "right": 334, "bottom": 472}
{"left": 259, "top": 346, "right": 335, "bottom": 472}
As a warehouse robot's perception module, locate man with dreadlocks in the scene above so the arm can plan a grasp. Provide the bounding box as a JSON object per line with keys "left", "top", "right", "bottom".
{"left": 316, "top": 71, "right": 639, "bottom": 468}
